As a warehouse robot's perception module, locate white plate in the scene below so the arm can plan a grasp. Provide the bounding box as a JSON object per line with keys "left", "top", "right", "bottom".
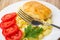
{"left": 0, "top": 1, "right": 60, "bottom": 40}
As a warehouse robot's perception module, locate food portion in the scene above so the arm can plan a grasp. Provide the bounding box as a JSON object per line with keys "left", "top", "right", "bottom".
{"left": 2, "top": 25, "right": 18, "bottom": 37}
{"left": 0, "top": 1, "right": 52, "bottom": 40}
{"left": 0, "top": 20, "right": 15, "bottom": 29}
{"left": 6, "top": 30, "right": 23, "bottom": 40}
{"left": 15, "top": 1, "right": 52, "bottom": 40}
{"left": 23, "top": 25, "right": 43, "bottom": 40}
{"left": 16, "top": 1, "right": 52, "bottom": 40}
{"left": 16, "top": 15, "right": 52, "bottom": 40}
{"left": 24, "top": 25, "right": 43, "bottom": 38}
{"left": 0, "top": 12, "right": 23, "bottom": 40}
{"left": 1, "top": 12, "right": 16, "bottom": 22}
{"left": 22, "top": 1, "right": 51, "bottom": 20}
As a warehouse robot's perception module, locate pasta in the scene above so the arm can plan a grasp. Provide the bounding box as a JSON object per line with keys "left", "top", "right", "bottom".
{"left": 16, "top": 15, "right": 52, "bottom": 40}
{"left": 43, "top": 29, "right": 52, "bottom": 36}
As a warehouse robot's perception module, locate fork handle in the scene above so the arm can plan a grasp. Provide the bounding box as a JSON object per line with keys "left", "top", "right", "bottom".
{"left": 51, "top": 24, "right": 60, "bottom": 29}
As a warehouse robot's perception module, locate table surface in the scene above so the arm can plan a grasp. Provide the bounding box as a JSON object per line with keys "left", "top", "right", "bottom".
{"left": 0, "top": 0, "right": 60, "bottom": 11}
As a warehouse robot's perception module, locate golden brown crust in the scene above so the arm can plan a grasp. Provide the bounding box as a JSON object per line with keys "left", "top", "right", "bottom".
{"left": 22, "top": 1, "right": 51, "bottom": 20}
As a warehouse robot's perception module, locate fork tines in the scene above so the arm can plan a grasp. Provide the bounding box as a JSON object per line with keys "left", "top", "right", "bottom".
{"left": 18, "top": 9, "right": 34, "bottom": 23}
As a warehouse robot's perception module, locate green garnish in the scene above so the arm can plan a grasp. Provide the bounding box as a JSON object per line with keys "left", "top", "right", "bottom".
{"left": 24, "top": 25, "right": 43, "bottom": 38}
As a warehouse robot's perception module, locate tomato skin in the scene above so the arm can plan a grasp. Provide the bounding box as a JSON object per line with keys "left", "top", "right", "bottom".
{"left": 0, "top": 20, "right": 16, "bottom": 29}
{"left": 1, "top": 12, "right": 16, "bottom": 22}
{"left": 1, "top": 12, "right": 23, "bottom": 40}
{"left": 6, "top": 30, "right": 23, "bottom": 40}
{"left": 2, "top": 25, "right": 19, "bottom": 37}
{"left": 0, "top": 23, "right": 1, "bottom": 27}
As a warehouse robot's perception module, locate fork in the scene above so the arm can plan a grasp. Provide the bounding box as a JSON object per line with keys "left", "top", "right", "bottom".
{"left": 17, "top": 9, "right": 60, "bottom": 29}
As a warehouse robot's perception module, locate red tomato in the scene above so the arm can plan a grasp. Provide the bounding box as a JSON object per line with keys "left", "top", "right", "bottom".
{"left": 6, "top": 30, "right": 23, "bottom": 40}
{"left": 0, "top": 23, "right": 1, "bottom": 27}
{"left": 1, "top": 12, "right": 16, "bottom": 22}
{"left": 0, "top": 20, "right": 16, "bottom": 29}
{"left": 2, "top": 25, "right": 18, "bottom": 37}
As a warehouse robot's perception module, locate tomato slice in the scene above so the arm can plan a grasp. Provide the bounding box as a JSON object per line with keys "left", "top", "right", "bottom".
{"left": 6, "top": 30, "right": 23, "bottom": 40}
{"left": 0, "top": 23, "right": 1, "bottom": 27}
{"left": 2, "top": 25, "right": 18, "bottom": 37}
{"left": 1, "top": 12, "right": 16, "bottom": 22}
{"left": 0, "top": 20, "right": 16, "bottom": 29}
